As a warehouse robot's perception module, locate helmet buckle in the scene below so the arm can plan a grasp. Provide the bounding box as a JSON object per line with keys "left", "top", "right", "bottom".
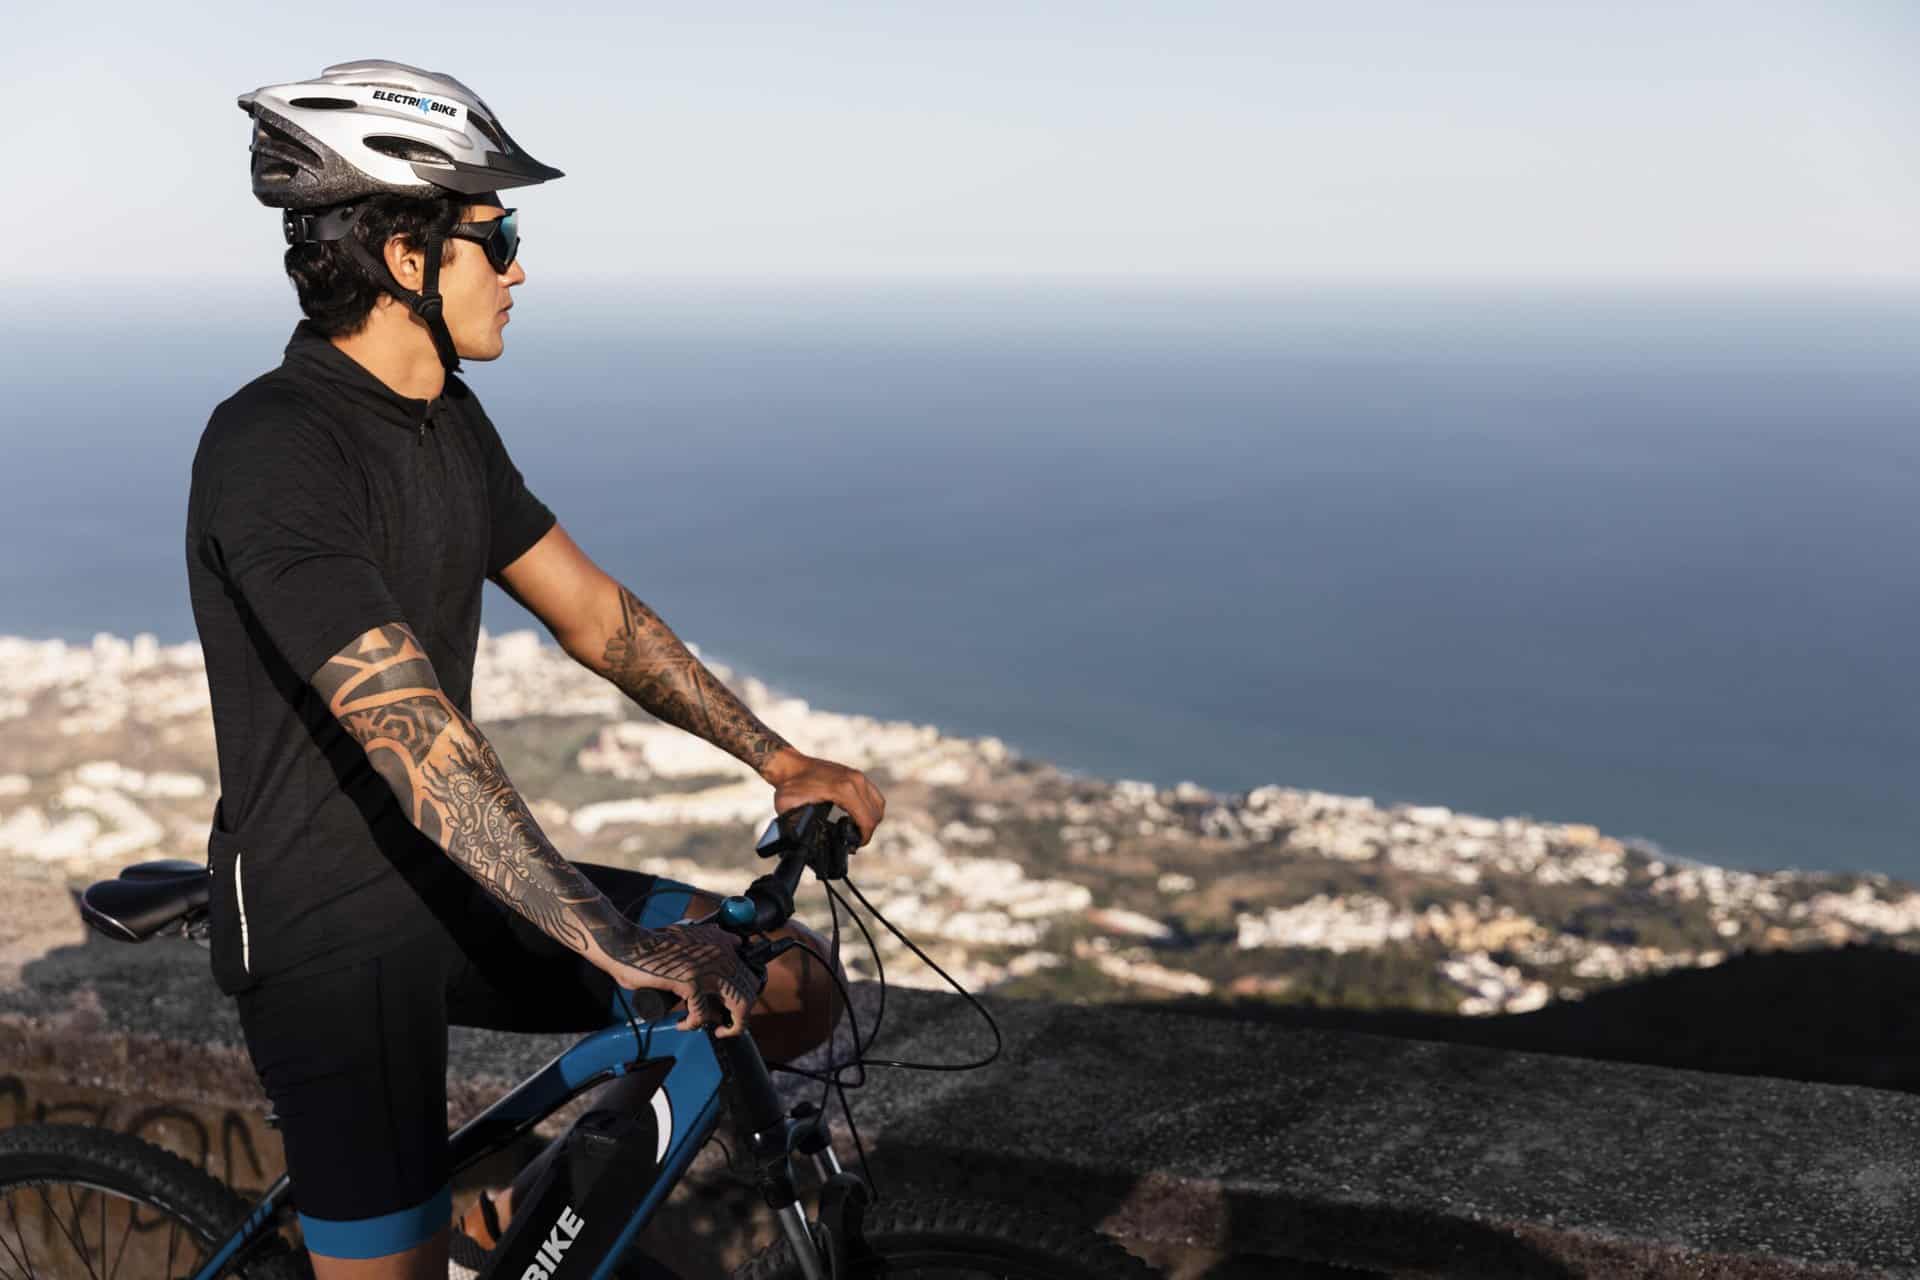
{"left": 282, "top": 204, "right": 360, "bottom": 247}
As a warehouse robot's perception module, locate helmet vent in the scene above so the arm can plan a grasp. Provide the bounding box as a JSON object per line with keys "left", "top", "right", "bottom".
{"left": 288, "top": 96, "right": 357, "bottom": 110}
{"left": 254, "top": 123, "right": 322, "bottom": 168}
{"left": 364, "top": 135, "right": 455, "bottom": 168}
{"left": 469, "top": 112, "right": 506, "bottom": 152}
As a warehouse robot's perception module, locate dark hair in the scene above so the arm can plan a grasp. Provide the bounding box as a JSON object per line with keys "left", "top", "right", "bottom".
{"left": 282, "top": 193, "right": 461, "bottom": 337}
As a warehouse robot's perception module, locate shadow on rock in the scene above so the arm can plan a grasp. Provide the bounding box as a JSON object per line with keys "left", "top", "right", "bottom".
{"left": 1143, "top": 941, "right": 1920, "bottom": 1094}
{"left": 859, "top": 1080, "right": 1580, "bottom": 1278}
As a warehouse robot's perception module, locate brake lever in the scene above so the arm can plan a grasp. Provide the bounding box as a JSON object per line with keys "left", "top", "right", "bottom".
{"left": 742, "top": 936, "right": 800, "bottom": 970}
{"left": 816, "top": 816, "right": 860, "bottom": 881}
{"left": 695, "top": 937, "right": 797, "bottom": 1035}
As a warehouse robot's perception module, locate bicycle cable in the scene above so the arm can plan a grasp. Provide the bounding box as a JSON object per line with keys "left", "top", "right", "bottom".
{"left": 605, "top": 857, "right": 1009, "bottom": 1205}
{"left": 767, "top": 927, "right": 870, "bottom": 1094}
{"left": 836, "top": 875, "right": 1003, "bottom": 1073}
{"left": 762, "top": 867, "right": 1009, "bottom": 1200}
{"left": 758, "top": 892, "right": 878, "bottom": 1194}
{"left": 613, "top": 984, "right": 656, "bottom": 1067}
{"left": 827, "top": 880, "right": 886, "bottom": 1050}
{"left": 769, "top": 874, "right": 1002, "bottom": 1082}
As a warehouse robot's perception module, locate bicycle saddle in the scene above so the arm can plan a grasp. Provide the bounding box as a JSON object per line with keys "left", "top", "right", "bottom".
{"left": 80, "top": 859, "right": 211, "bottom": 942}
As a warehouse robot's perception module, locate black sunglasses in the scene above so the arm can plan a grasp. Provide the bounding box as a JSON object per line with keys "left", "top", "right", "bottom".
{"left": 447, "top": 208, "right": 520, "bottom": 273}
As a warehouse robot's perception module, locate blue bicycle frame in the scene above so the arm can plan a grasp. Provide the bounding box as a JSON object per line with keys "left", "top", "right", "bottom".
{"left": 172, "top": 815, "right": 867, "bottom": 1280}
{"left": 188, "top": 1009, "right": 733, "bottom": 1280}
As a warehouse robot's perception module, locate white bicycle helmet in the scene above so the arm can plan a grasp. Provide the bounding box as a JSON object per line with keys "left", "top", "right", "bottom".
{"left": 240, "top": 59, "right": 561, "bottom": 207}
{"left": 239, "top": 60, "right": 562, "bottom": 370}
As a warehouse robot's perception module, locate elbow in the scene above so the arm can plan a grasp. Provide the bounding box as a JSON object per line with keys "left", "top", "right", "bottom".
{"left": 556, "top": 623, "right": 604, "bottom": 668}
{"left": 555, "top": 579, "right": 626, "bottom": 668}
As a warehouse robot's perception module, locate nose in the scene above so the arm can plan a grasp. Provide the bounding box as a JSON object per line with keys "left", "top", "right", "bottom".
{"left": 506, "top": 258, "right": 527, "bottom": 286}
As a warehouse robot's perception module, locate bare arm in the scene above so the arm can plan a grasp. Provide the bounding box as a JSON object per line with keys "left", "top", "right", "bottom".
{"left": 313, "top": 623, "right": 756, "bottom": 1032}
{"left": 497, "top": 525, "right": 886, "bottom": 840}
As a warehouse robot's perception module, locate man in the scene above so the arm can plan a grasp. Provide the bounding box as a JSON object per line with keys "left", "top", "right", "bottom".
{"left": 187, "top": 60, "right": 883, "bottom": 1280}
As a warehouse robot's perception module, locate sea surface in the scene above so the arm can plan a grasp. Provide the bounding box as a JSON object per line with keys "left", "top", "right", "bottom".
{"left": 2, "top": 281, "right": 1916, "bottom": 878}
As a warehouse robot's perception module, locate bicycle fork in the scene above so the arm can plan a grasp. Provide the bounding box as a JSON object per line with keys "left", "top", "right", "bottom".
{"left": 715, "top": 1036, "right": 866, "bottom": 1280}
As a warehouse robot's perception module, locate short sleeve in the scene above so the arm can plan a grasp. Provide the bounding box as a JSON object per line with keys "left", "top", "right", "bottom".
{"left": 197, "top": 407, "right": 405, "bottom": 682}
{"left": 468, "top": 402, "right": 557, "bottom": 576}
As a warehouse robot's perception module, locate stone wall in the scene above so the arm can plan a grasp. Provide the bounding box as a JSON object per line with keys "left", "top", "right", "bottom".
{"left": 4, "top": 905, "right": 1919, "bottom": 1278}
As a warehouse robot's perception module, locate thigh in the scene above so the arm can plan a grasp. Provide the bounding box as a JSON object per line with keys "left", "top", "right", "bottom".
{"left": 234, "top": 932, "right": 454, "bottom": 1257}
{"left": 443, "top": 864, "right": 699, "bottom": 1035}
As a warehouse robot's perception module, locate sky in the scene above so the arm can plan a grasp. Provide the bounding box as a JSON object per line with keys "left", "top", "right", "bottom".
{"left": 3, "top": 1, "right": 1917, "bottom": 286}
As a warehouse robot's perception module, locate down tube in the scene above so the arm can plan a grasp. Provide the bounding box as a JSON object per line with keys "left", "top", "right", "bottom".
{"left": 449, "top": 1022, "right": 647, "bottom": 1171}
{"left": 188, "top": 1180, "right": 294, "bottom": 1280}
{"left": 587, "top": 1026, "right": 725, "bottom": 1280}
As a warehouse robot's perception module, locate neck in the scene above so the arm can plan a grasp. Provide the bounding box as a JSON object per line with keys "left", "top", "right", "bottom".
{"left": 330, "top": 304, "right": 448, "bottom": 401}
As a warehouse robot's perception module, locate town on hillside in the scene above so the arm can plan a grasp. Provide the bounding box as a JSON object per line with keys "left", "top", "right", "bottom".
{"left": 2, "top": 631, "right": 1915, "bottom": 1015}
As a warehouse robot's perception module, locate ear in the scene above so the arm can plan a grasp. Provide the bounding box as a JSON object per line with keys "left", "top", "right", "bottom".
{"left": 382, "top": 233, "right": 427, "bottom": 288}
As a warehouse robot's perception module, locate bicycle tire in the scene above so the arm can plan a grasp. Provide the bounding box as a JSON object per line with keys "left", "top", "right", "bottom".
{"left": 0, "top": 1123, "right": 305, "bottom": 1280}
{"left": 732, "top": 1196, "right": 1161, "bottom": 1279}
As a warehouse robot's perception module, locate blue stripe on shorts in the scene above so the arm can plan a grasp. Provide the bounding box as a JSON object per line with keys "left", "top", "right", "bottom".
{"left": 300, "top": 1184, "right": 451, "bottom": 1259}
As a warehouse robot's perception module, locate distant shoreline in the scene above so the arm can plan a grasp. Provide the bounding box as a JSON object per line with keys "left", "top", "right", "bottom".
{"left": 0, "top": 627, "right": 1857, "bottom": 885}
{"left": 4, "top": 627, "right": 1916, "bottom": 1015}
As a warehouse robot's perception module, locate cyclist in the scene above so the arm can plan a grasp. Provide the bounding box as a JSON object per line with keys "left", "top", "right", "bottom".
{"left": 186, "top": 60, "right": 885, "bottom": 1280}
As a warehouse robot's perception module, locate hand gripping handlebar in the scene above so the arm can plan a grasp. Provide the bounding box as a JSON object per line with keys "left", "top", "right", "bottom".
{"left": 618, "top": 802, "right": 861, "bottom": 1027}
{"left": 719, "top": 802, "right": 860, "bottom": 934}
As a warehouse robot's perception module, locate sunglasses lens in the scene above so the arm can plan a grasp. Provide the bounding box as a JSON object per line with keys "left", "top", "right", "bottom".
{"left": 492, "top": 210, "right": 519, "bottom": 271}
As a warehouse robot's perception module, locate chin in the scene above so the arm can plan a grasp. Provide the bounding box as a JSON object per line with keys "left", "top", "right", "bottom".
{"left": 459, "top": 337, "right": 508, "bottom": 363}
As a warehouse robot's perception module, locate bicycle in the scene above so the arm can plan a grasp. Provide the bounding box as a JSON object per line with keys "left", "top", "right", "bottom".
{"left": 0, "top": 802, "right": 1160, "bottom": 1279}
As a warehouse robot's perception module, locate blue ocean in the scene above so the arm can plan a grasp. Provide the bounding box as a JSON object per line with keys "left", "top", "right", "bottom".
{"left": 3, "top": 282, "right": 1915, "bottom": 877}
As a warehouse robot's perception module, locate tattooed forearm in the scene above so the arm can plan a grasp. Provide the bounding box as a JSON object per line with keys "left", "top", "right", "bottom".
{"left": 421, "top": 735, "right": 604, "bottom": 952}
{"left": 594, "top": 585, "right": 790, "bottom": 772}
{"left": 314, "top": 624, "right": 631, "bottom": 961}
{"left": 315, "top": 622, "right": 760, "bottom": 1023}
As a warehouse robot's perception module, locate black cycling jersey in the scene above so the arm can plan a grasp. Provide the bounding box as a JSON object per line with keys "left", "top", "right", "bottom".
{"left": 184, "top": 320, "right": 556, "bottom": 994}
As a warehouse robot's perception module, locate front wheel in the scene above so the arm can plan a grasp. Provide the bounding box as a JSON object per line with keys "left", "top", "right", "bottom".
{"left": 734, "top": 1197, "right": 1161, "bottom": 1279}
{"left": 0, "top": 1124, "right": 305, "bottom": 1280}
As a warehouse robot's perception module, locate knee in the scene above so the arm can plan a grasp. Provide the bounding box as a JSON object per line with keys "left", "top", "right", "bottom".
{"left": 756, "top": 918, "right": 845, "bottom": 1060}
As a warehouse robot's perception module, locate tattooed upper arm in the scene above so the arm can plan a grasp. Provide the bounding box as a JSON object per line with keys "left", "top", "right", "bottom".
{"left": 313, "top": 623, "right": 459, "bottom": 843}
{"left": 311, "top": 622, "right": 441, "bottom": 713}
{"left": 313, "top": 623, "right": 618, "bottom": 956}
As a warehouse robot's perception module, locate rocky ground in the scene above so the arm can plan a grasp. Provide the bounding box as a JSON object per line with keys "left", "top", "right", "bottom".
{"left": 3, "top": 629, "right": 1917, "bottom": 1017}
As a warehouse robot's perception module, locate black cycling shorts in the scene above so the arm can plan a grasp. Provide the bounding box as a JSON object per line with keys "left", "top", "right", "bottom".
{"left": 233, "top": 863, "right": 697, "bottom": 1259}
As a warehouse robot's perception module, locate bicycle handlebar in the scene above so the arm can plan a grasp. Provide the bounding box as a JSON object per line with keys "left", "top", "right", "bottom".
{"left": 612, "top": 802, "right": 860, "bottom": 1031}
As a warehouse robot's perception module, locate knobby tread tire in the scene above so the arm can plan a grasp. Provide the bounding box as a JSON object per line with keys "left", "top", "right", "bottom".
{"left": 732, "top": 1195, "right": 1161, "bottom": 1280}
{"left": 0, "top": 1123, "right": 305, "bottom": 1280}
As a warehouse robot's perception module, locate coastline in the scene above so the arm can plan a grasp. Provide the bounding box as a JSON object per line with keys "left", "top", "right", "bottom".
{"left": 1, "top": 628, "right": 1915, "bottom": 1017}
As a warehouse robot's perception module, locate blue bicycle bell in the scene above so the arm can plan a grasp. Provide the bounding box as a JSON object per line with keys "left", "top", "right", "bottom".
{"left": 719, "top": 895, "right": 757, "bottom": 928}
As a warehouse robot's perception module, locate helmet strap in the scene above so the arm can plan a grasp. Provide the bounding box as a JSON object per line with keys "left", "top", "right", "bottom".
{"left": 415, "top": 229, "right": 461, "bottom": 374}
{"left": 337, "top": 219, "right": 463, "bottom": 375}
